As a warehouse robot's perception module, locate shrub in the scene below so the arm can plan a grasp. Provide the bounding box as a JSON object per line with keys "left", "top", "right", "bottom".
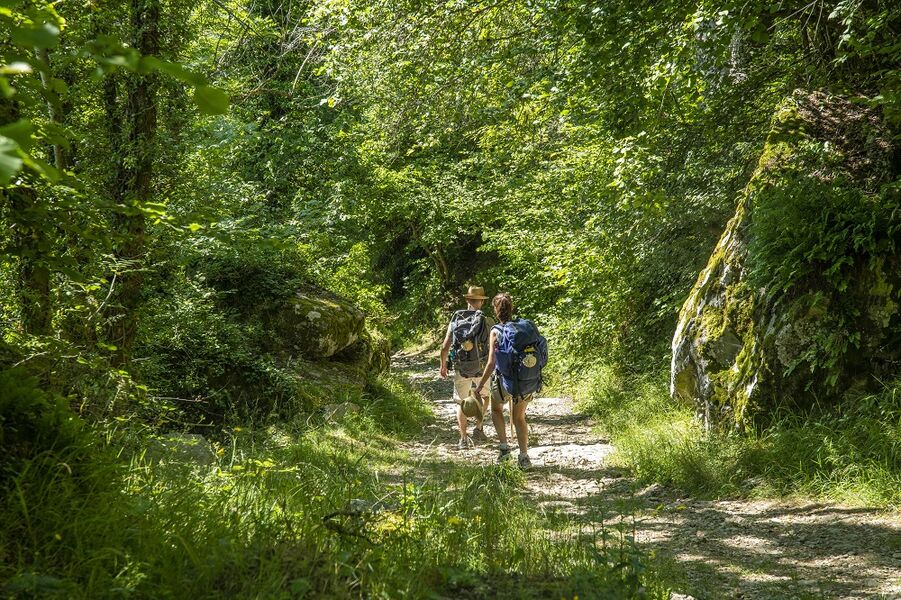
{"left": 576, "top": 362, "right": 901, "bottom": 507}
{"left": 0, "top": 369, "right": 90, "bottom": 484}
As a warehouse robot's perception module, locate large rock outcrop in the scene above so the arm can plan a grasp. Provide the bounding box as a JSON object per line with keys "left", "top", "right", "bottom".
{"left": 263, "top": 289, "right": 365, "bottom": 359}
{"left": 259, "top": 287, "right": 390, "bottom": 405}
{"left": 672, "top": 91, "right": 900, "bottom": 429}
{"left": 210, "top": 284, "right": 389, "bottom": 419}
{"left": 332, "top": 328, "right": 391, "bottom": 378}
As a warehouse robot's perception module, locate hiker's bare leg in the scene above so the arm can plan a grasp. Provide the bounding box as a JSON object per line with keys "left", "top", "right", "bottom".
{"left": 453, "top": 374, "right": 473, "bottom": 439}
{"left": 476, "top": 395, "right": 490, "bottom": 431}
{"left": 456, "top": 405, "right": 469, "bottom": 438}
{"left": 491, "top": 402, "right": 507, "bottom": 445}
{"left": 512, "top": 400, "right": 528, "bottom": 454}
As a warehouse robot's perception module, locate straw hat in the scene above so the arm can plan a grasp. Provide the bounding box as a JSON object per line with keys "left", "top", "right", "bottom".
{"left": 458, "top": 393, "right": 484, "bottom": 419}
{"left": 464, "top": 285, "right": 488, "bottom": 300}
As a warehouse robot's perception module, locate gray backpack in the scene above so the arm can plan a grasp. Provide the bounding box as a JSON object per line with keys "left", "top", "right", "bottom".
{"left": 450, "top": 310, "right": 489, "bottom": 377}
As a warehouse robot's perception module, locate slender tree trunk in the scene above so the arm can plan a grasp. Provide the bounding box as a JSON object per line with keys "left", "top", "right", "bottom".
{"left": 433, "top": 244, "right": 451, "bottom": 286}
{"left": 410, "top": 220, "right": 452, "bottom": 287}
{"left": 104, "top": 0, "right": 160, "bottom": 365}
{"left": 35, "top": 48, "right": 70, "bottom": 171}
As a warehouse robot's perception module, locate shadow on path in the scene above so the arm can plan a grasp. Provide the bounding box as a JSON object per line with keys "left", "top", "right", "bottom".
{"left": 391, "top": 349, "right": 901, "bottom": 600}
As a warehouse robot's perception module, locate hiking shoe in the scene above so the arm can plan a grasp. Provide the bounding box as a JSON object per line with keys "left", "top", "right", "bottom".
{"left": 457, "top": 437, "right": 473, "bottom": 450}
{"left": 497, "top": 445, "right": 512, "bottom": 462}
{"left": 471, "top": 427, "right": 488, "bottom": 443}
{"left": 517, "top": 453, "right": 532, "bottom": 470}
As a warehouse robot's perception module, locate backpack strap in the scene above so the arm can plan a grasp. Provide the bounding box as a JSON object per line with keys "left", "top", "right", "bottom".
{"left": 472, "top": 311, "right": 485, "bottom": 369}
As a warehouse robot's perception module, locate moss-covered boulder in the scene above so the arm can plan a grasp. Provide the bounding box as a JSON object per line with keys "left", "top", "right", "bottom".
{"left": 264, "top": 289, "right": 365, "bottom": 359}
{"left": 332, "top": 328, "right": 391, "bottom": 377}
{"left": 671, "top": 91, "right": 900, "bottom": 429}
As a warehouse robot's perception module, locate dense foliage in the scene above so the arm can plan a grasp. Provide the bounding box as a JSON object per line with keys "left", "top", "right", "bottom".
{"left": 1, "top": 0, "right": 899, "bottom": 596}
{"left": 2, "top": 0, "right": 899, "bottom": 398}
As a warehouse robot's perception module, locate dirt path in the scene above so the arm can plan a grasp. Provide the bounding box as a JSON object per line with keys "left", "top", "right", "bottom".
{"left": 393, "top": 350, "right": 901, "bottom": 600}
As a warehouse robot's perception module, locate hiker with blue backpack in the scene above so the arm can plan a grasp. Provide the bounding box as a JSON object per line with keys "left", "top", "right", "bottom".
{"left": 440, "top": 286, "right": 495, "bottom": 450}
{"left": 475, "top": 292, "right": 548, "bottom": 468}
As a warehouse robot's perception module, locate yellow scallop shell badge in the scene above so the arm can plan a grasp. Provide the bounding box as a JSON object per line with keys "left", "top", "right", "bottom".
{"left": 522, "top": 354, "right": 538, "bottom": 368}
{"left": 461, "top": 340, "right": 474, "bottom": 351}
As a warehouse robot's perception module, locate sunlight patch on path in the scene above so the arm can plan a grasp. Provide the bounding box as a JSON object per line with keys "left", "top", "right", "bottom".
{"left": 392, "top": 349, "right": 901, "bottom": 600}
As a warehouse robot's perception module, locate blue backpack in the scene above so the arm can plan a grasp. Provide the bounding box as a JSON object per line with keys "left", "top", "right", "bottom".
{"left": 493, "top": 319, "right": 548, "bottom": 399}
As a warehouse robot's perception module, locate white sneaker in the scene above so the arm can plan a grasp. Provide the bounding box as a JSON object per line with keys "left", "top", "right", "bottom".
{"left": 457, "top": 437, "right": 473, "bottom": 450}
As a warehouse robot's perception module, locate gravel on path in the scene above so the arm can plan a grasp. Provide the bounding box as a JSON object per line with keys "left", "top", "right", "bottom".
{"left": 393, "top": 349, "right": 901, "bottom": 600}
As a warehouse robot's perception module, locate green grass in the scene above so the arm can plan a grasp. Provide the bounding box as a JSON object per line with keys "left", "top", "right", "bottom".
{"left": 573, "top": 364, "right": 901, "bottom": 509}
{"left": 0, "top": 373, "right": 666, "bottom": 599}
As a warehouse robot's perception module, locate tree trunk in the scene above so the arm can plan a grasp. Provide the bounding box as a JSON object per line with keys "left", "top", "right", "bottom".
{"left": 409, "top": 220, "right": 452, "bottom": 288}
{"left": 103, "top": 0, "right": 160, "bottom": 365}
{"left": 35, "top": 48, "right": 70, "bottom": 171}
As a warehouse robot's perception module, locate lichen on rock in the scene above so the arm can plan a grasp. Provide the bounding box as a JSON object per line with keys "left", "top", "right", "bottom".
{"left": 264, "top": 289, "right": 365, "bottom": 359}
{"left": 671, "top": 91, "right": 900, "bottom": 429}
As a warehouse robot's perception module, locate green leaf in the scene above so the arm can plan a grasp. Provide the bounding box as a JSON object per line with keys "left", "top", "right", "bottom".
{"left": 41, "top": 121, "right": 71, "bottom": 149}
{"left": 0, "top": 119, "right": 33, "bottom": 150}
{"left": 193, "top": 85, "right": 229, "bottom": 115}
{"left": 0, "top": 62, "right": 33, "bottom": 75}
{"left": 11, "top": 23, "right": 60, "bottom": 49}
{"left": 145, "top": 57, "right": 207, "bottom": 86}
{"left": 0, "top": 77, "right": 13, "bottom": 98}
{"left": 22, "top": 155, "right": 60, "bottom": 182}
{"left": 0, "top": 136, "right": 23, "bottom": 185}
{"left": 750, "top": 28, "right": 770, "bottom": 44}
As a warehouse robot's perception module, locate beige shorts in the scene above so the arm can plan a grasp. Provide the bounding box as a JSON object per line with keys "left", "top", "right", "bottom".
{"left": 453, "top": 372, "right": 480, "bottom": 402}
{"left": 489, "top": 374, "right": 532, "bottom": 409}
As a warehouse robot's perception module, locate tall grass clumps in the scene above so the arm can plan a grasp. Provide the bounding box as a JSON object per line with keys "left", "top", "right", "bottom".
{"left": 575, "top": 365, "right": 901, "bottom": 509}
{"left": 1, "top": 372, "right": 665, "bottom": 599}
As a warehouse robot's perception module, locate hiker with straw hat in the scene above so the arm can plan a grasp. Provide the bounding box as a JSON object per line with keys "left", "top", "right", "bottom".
{"left": 440, "top": 285, "right": 494, "bottom": 450}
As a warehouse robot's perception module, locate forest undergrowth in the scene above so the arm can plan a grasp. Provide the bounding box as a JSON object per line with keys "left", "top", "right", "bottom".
{"left": 572, "top": 364, "right": 901, "bottom": 510}
{"left": 1, "top": 372, "right": 667, "bottom": 599}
